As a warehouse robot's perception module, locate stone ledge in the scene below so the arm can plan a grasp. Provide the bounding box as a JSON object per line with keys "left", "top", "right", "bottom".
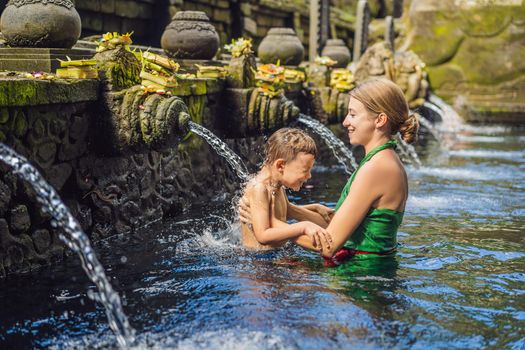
{"left": 0, "top": 75, "right": 100, "bottom": 107}
{"left": 167, "top": 78, "right": 225, "bottom": 96}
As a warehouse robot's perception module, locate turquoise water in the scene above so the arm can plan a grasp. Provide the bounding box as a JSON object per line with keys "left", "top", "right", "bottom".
{"left": 0, "top": 124, "right": 523, "bottom": 349}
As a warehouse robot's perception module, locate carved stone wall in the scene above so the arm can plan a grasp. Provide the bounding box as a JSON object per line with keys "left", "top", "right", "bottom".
{"left": 0, "top": 76, "right": 270, "bottom": 277}
{"left": 0, "top": 99, "right": 266, "bottom": 276}
{"left": 400, "top": 0, "right": 525, "bottom": 123}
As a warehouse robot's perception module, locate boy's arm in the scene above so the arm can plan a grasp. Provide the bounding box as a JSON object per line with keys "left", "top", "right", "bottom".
{"left": 287, "top": 202, "right": 328, "bottom": 228}
{"left": 301, "top": 203, "right": 335, "bottom": 223}
{"left": 250, "top": 183, "right": 309, "bottom": 244}
{"left": 285, "top": 193, "right": 333, "bottom": 228}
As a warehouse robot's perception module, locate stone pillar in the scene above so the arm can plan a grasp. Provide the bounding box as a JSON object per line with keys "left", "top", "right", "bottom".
{"left": 319, "top": 0, "right": 330, "bottom": 54}
{"left": 393, "top": 0, "right": 404, "bottom": 18}
{"left": 385, "top": 15, "right": 395, "bottom": 51}
{"left": 353, "top": 0, "right": 370, "bottom": 63}
{"left": 309, "top": 0, "right": 320, "bottom": 62}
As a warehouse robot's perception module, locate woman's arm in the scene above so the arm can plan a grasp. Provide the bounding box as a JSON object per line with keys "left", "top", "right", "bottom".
{"left": 296, "top": 164, "right": 382, "bottom": 257}
{"left": 269, "top": 215, "right": 331, "bottom": 251}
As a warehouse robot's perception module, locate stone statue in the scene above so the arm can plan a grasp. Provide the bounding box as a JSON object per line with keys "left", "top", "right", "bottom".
{"left": 354, "top": 41, "right": 395, "bottom": 82}
{"left": 394, "top": 50, "right": 428, "bottom": 108}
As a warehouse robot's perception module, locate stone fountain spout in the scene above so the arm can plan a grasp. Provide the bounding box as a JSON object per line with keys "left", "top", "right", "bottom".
{"left": 99, "top": 87, "right": 194, "bottom": 154}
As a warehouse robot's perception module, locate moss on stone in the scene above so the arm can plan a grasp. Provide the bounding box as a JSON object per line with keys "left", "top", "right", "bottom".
{"left": 408, "top": 11, "right": 465, "bottom": 67}
{"left": 95, "top": 47, "right": 141, "bottom": 91}
{"left": 171, "top": 79, "right": 210, "bottom": 96}
{"left": 186, "top": 95, "right": 206, "bottom": 125}
{"left": 0, "top": 78, "right": 99, "bottom": 107}
{"left": 426, "top": 63, "right": 465, "bottom": 90}
{"left": 451, "top": 28, "right": 525, "bottom": 85}
{"left": 0, "top": 109, "right": 9, "bottom": 124}
{"left": 0, "top": 80, "right": 38, "bottom": 107}
{"left": 13, "top": 111, "right": 28, "bottom": 138}
{"left": 107, "top": 60, "right": 141, "bottom": 90}
{"left": 458, "top": 6, "right": 517, "bottom": 37}
{"left": 179, "top": 95, "right": 207, "bottom": 151}
{"left": 404, "top": 1, "right": 525, "bottom": 120}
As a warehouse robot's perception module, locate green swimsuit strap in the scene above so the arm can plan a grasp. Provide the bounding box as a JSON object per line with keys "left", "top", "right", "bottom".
{"left": 335, "top": 139, "right": 397, "bottom": 211}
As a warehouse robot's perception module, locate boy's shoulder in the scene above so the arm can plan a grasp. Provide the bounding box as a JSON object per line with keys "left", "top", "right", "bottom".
{"left": 245, "top": 179, "right": 272, "bottom": 201}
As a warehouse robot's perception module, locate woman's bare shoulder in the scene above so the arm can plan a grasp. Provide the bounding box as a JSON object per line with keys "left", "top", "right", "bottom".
{"left": 359, "top": 150, "right": 405, "bottom": 181}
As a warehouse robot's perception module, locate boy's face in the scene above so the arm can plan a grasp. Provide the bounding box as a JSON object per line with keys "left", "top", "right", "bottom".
{"left": 278, "top": 152, "right": 315, "bottom": 191}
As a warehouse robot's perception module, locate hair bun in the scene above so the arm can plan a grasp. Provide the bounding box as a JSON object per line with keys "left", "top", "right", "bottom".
{"left": 399, "top": 112, "right": 420, "bottom": 144}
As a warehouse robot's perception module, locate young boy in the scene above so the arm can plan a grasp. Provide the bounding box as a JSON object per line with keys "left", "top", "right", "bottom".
{"left": 240, "top": 128, "right": 334, "bottom": 250}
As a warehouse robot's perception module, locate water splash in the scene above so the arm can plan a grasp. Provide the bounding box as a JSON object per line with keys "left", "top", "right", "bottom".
{"left": 188, "top": 121, "right": 249, "bottom": 181}
{"left": 422, "top": 101, "right": 444, "bottom": 118}
{"left": 297, "top": 114, "right": 358, "bottom": 175}
{"left": 395, "top": 133, "right": 422, "bottom": 167}
{"left": 0, "top": 143, "right": 135, "bottom": 349}
{"left": 428, "top": 93, "right": 464, "bottom": 132}
{"left": 420, "top": 104, "right": 445, "bottom": 143}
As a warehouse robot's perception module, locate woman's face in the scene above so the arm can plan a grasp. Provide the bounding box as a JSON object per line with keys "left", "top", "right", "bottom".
{"left": 342, "top": 98, "right": 376, "bottom": 145}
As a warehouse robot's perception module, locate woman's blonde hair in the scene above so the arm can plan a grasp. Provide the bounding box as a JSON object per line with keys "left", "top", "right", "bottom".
{"left": 264, "top": 128, "right": 317, "bottom": 165}
{"left": 349, "top": 77, "right": 420, "bottom": 143}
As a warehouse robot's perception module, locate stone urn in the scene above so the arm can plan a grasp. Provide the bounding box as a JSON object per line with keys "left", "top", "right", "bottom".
{"left": 321, "top": 39, "right": 351, "bottom": 68}
{"left": 161, "top": 11, "right": 220, "bottom": 60}
{"left": 257, "top": 28, "right": 304, "bottom": 66}
{"left": 0, "top": 0, "right": 81, "bottom": 48}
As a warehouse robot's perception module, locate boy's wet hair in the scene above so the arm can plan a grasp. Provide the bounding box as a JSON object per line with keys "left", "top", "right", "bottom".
{"left": 264, "top": 128, "right": 317, "bottom": 165}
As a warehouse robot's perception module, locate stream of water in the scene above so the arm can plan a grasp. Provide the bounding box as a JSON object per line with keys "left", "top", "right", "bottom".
{"left": 189, "top": 121, "right": 249, "bottom": 182}
{"left": 297, "top": 114, "right": 359, "bottom": 174}
{"left": 0, "top": 144, "right": 135, "bottom": 349}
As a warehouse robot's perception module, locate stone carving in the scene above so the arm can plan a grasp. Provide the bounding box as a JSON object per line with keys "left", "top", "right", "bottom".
{"left": 257, "top": 28, "right": 305, "bottom": 66}
{"left": 226, "top": 39, "right": 257, "bottom": 89}
{"left": 321, "top": 39, "right": 351, "bottom": 68}
{"left": 354, "top": 41, "right": 395, "bottom": 82}
{"left": 385, "top": 16, "right": 395, "bottom": 50}
{"left": 1, "top": 0, "right": 80, "bottom": 48}
{"left": 8, "top": 0, "right": 73, "bottom": 8}
{"left": 111, "top": 88, "right": 191, "bottom": 152}
{"left": 394, "top": 50, "right": 428, "bottom": 108}
{"left": 401, "top": 0, "right": 525, "bottom": 122}
{"left": 0, "top": 85, "right": 268, "bottom": 277}
{"left": 354, "top": 42, "right": 428, "bottom": 108}
{"left": 161, "top": 11, "right": 220, "bottom": 60}
{"left": 247, "top": 90, "right": 299, "bottom": 133}
{"left": 220, "top": 88, "right": 300, "bottom": 137}
{"left": 306, "top": 86, "right": 349, "bottom": 124}
{"left": 0, "top": 156, "right": 68, "bottom": 277}
{"left": 227, "top": 54, "right": 257, "bottom": 89}
{"left": 94, "top": 46, "right": 141, "bottom": 91}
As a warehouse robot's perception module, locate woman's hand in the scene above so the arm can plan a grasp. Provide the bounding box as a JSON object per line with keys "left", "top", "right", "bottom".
{"left": 303, "top": 203, "right": 335, "bottom": 225}
{"left": 301, "top": 222, "right": 332, "bottom": 251}
{"left": 238, "top": 196, "right": 252, "bottom": 226}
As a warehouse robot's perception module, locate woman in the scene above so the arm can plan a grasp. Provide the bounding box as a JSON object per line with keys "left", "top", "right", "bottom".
{"left": 241, "top": 77, "right": 419, "bottom": 265}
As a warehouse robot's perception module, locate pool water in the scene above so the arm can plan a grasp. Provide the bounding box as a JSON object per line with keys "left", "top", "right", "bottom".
{"left": 0, "top": 124, "right": 524, "bottom": 349}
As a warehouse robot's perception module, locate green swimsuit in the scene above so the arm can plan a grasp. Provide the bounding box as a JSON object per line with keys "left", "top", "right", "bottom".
{"left": 334, "top": 140, "right": 403, "bottom": 254}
